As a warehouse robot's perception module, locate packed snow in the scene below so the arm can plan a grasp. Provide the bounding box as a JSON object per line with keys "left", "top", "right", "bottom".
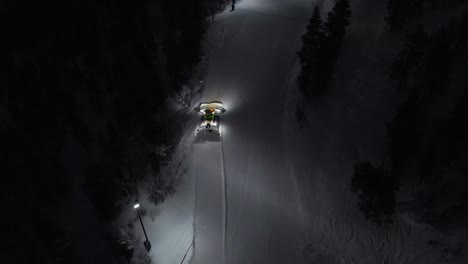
{"left": 192, "top": 1, "right": 315, "bottom": 263}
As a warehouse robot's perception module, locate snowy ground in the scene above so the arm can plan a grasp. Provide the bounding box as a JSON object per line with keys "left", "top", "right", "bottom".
{"left": 113, "top": 125, "right": 196, "bottom": 264}
{"left": 123, "top": 0, "right": 468, "bottom": 263}
{"left": 192, "top": 1, "right": 315, "bottom": 263}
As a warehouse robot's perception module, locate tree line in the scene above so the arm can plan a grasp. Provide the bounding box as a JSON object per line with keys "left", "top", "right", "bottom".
{"left": 386, "top": 0, "right": 467, "bottom": 31}
{"left": 1, "top": 0, "right": 213, "bottom": 262}
{"left": 352, "top": 10, "right": 468, "bottom": 226}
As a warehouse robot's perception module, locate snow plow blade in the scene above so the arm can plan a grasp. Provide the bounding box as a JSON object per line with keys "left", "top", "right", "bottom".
{"left": 193, "top": 101, "right": 226, "bottom": 114}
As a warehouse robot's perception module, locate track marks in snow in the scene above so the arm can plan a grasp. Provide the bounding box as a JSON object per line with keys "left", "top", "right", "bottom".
{"left": 191, "top": 142, "right": 226, "bottom": 264}
{"left": 220, "top": 138, "right": 228, "bottom": 260}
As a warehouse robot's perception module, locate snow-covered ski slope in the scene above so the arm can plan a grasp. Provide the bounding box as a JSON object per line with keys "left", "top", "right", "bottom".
{"left": 189, "top": 0, "right": 456, "bottom": 264}
{"left": 191, "top": 1, "right": 315, "bottom": 263}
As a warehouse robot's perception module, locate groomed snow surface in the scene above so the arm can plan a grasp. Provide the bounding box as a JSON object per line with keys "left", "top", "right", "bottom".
{"left": 122, "top": 1, "right": 466, "bottom": 263}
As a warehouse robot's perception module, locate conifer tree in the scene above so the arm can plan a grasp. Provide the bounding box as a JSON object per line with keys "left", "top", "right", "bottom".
{"left": 385, "top": 0, "right": 423, "bottom": 31}
{"left": 351, "top": 161, "right": 399, "bottom": 225}
{"left": 297, "top": 6, "right": 324, "bottom": 94}
{"left": 297, "top": 0, "right": 352, "bottom": 97}
{"left": 413, "top": 28, "right": 453, "bottom": 102}
{"left": 455, "top": 10, "right": 468, "bottom": 63}
{"left": 391, "top": 25, "right": 428, "bottom": 91}
{"left": 386, "top": 0, "right": 406, "bottom": 31}
{"left": 316, "top": 0, "right": 351, "bottom": 94}
{"left": 324, "top": 0, "right": 352, "bottom": 44}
